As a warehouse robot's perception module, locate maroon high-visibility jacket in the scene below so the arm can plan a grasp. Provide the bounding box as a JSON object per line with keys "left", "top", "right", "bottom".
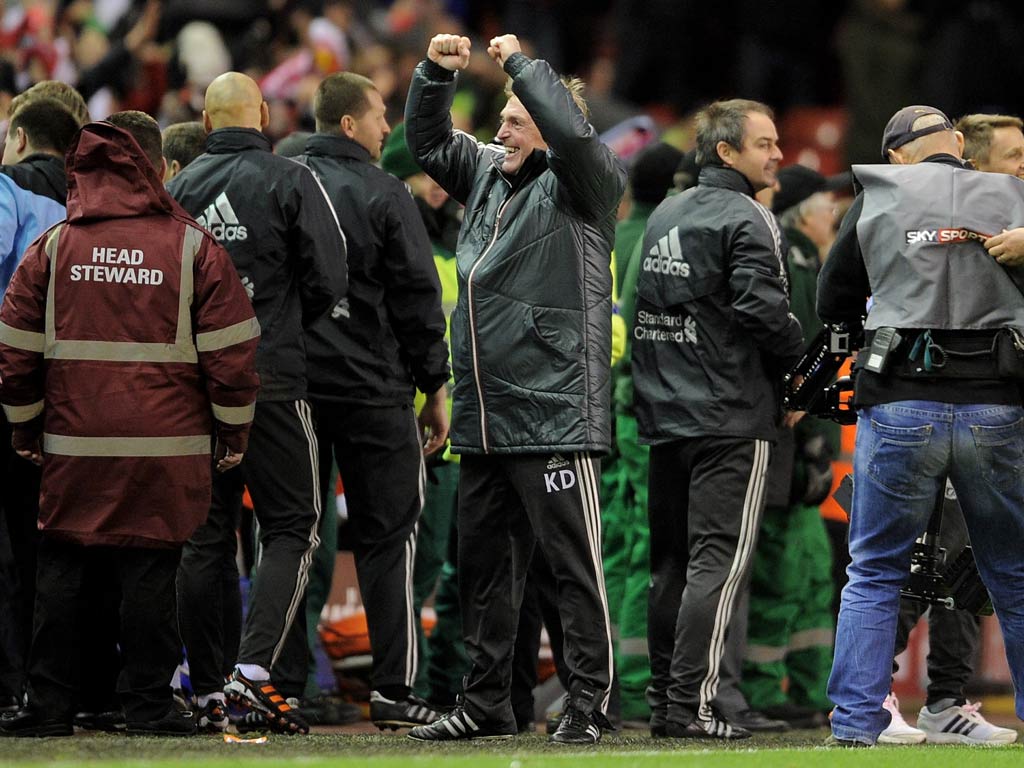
{"left": 0, "top": 122, "right": 260, "bottom": 548}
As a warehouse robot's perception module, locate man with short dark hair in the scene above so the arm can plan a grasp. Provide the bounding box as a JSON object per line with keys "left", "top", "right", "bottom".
{"left": 162, "top": 122, "right": 206, "bottom": 182}
{"left": 169, "top": 71, "right": 347, "bottom": 736}
{"left": 1, "top": 98, "right": 78, "bottom": 293}
{"left": 404, "top": 33, "right": 623, "bottom": 745}
{"left": 632, "top": 98, "right": 804, "bottom": 741}
{"left": 819, "top": 104, "right": 1024, "bottom": 747}
{"left": 107, "top": 111, "right": 165, "bottom": 176}
{"left": 293, "top": 71, "right": 449, "bottom": 729}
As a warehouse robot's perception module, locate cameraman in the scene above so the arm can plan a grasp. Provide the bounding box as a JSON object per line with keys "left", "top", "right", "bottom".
{"left": 817, "top": 105, "right": 1024, "bottom": 747}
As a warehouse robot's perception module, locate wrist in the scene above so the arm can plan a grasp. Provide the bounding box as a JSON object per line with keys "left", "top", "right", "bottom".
{"left": 423, "top": 59, "right": 457, "bottom": 81}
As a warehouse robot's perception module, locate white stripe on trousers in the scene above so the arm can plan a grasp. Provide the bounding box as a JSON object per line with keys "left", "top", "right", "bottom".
{"left": 269, "top": 400, "right": 322, "bottom": 667}
{"left": 573, "top": 453, "right": 615, "bottom": 712}
{"left": 696, "top": 438, "right": 769, "bottom": 720}
{"left": 403, "top": 411, "right": 427, "bottom": 687}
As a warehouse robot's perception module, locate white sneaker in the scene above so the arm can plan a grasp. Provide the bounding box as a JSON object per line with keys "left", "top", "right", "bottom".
{"left": 917, "top": 700, "right": 1019, "bottom": 745}
{"left": 877, "top": 693, "right": 926, "bottom": 744}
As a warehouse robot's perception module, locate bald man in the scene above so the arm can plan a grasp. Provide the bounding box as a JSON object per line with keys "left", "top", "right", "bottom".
{"left": 168, "top": 72, "right": 347, "bottom": 735}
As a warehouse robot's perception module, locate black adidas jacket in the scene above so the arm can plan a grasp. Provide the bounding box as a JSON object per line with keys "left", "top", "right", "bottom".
{"left": 631, "top": 165, "right": 803, "bottom": 443}
{"left": 168, "top": 128, "right": 348, "bottom": 401}
{"left": 297, "top": 133, "right": 449, "bottom": 405}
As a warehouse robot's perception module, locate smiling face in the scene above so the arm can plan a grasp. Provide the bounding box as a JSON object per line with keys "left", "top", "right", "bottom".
{"left": 719, "top": 111, "right": 783, "bottom": 192}
{"left": 496, "top": 95, "right": 547, "bottom": 175}
{"left": 977, "top": 125, "right": 1024, "bottom": 179}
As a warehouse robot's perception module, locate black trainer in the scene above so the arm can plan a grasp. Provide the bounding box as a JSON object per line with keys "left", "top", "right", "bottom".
{"left": 407, "top": 704, "right": 516, "bottom": 741}
{"left": 73, "top": 709, "right": 126, "bottom": 732}
{"left": 370, "top": 691, "right": 439, "bottom": 729}
{"left": 550, "top": 704, "right": 602, "bottom": 744}
{"left": 654, "top": 711, "right": 751, "bottom": 740}
{"left": 0, "top": 708, "right": 72, "bottom": 737}
{"left": 224, "top": 669, "right": 308, "bottom": 735}
{"left": 727, "top": 708, "right": 789, "bottom": 732}
{"left": 126, "top": 709, "right": 198, "bottom": 736}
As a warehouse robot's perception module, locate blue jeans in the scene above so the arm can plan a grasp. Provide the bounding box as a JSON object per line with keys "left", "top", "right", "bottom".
{"left": 828, "top": 401, "right": 1024, "bottom": 744}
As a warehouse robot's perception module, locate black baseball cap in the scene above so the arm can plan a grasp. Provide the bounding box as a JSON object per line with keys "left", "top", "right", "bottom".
{"left": 881, "top": 105, "right": 954, "bottom": 161}
{"left": 772, "top": 164, "right": 852, "bottom": 214}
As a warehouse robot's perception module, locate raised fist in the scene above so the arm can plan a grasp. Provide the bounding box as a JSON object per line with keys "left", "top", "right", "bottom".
{"left": 487, "top": 34, "right": 522, "bottom": 67}
{"left": 428, "top": 34, "right": 471, "bottom": 71}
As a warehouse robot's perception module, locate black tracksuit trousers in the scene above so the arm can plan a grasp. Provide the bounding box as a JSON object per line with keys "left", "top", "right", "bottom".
{"left": 178, "top": 400, "right": 320, "bottom": 696}
{"left": 313, "top": 401, "right": 424, "bottom": 692}
{"left": 457, "top": 452, "right": 613, "bottom": 724}
{"left": 647, "top": 436, "right": 771, "bottom": 725}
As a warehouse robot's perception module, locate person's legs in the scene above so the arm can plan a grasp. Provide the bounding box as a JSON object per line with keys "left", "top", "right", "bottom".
{"left": 177, "top": 469, "right": 242, "bottom": 698}
{"left": 456, "top": 455, "right": 522, "bottom": 727}
{"left": 326, "top": 403, "right": 424, "bottom": 697}
{"left": 515, "top": 453, "right": 612, "bottom": 718}
{"left": 667, "top": 438, "right": 770, "bottom": 725}
{"left": 117, "top": 547, "right": 184, "bottom": 724}
{"left": 645, "top": 441, "right": 690, "bottom": 728}
{"left": 948, "top": 404, "right": 1024, "bottom": 720}
{"left": 237, "top": 400, "right": 320, "bottom": 674}
{"left": 25, "top": 537, "right": 86, "bottom": 724}
{"left": 828, "top": 402, "right": 950, "bottom": 744}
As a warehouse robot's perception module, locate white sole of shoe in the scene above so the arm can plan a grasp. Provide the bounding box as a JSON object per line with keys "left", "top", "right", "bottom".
{"left": 923, "top": 731, "right": 1018, "bottom": 745}
{"left": 877, "top": 732, "right": 926, "bottom": 745}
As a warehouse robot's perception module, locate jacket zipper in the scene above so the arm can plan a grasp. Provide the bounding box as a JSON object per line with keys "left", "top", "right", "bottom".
{"left": 467, "top": 180, "right": 515, "bottom": 453}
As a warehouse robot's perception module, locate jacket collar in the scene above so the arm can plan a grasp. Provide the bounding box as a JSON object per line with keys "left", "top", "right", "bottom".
{"left": 697, "top": 165, "right": 757, "bottom": 197}
{"left": 923, "top": 153, "right": 968, "bottom": 168}
{"left": 303, "top": 133, "right": 372, "bottom": 163}
{"left": 205, "top": 127, "right": 272, "bottom": 154}
{"left": 490, "top": 145, "right": 548, "bottom": 190}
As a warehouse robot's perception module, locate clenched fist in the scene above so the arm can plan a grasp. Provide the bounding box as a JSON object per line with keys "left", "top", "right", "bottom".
{"left": 428, "top": 34, "right": 471, "bottom": 71}
{"left": 487, "top": 34, "right": 521, "bottom": 67}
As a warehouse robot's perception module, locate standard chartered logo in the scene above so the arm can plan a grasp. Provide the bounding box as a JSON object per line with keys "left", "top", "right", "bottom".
{"left": 643, "top": 226, "right": 690, "bottom": 277}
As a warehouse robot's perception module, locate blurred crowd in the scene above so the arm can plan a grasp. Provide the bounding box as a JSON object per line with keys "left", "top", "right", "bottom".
{"left": 3, "top": 0, "right": 1024, "bottom": 166}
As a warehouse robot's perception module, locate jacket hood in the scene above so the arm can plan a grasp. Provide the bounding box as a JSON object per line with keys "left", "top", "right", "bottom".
{"left": 65, "top": 122, "right": 177, "bottom": 222}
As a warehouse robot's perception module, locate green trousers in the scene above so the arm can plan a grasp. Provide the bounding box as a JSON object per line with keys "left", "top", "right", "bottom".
{"left": 741, "top": 503, "right": 834, "bottom": 711}
{"left": 600, "top": 412, "right": 651, "bottom": 721}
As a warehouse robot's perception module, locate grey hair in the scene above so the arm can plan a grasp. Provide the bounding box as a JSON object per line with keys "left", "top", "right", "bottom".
{"left": 695, "top": 99, "right": 774, "bottom": 167}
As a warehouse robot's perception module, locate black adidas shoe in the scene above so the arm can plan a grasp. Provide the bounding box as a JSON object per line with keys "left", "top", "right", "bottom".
{"left": 407, "top": 705, "right": 516, "bottom": 741}
{"left": 370, "top": 691, "right": 439, "bottom": 730}
{"left": 550, "top": 704, "right": 602, "bottom": 744}
{"left": 656, "top": 712, "right": 751, "bottom": 740}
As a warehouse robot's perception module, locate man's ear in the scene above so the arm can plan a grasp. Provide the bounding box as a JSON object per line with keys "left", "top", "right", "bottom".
{"left": 887, "top": 147, "right": 906, "bottom": 165}
{"left": 340, "top": 114, "right": 355, "bottom": 139}
{"left": 202, "top": 110, "right": 213, "bottom": 134}
{"left": 260, "top": 101, "right": 270, "bottom": 129}
{"left": 954, "top": 130, "right": 965, "bottom": 157}
{"left": 716, "top": 139, "right": 733, "bottom": 167}
{"left": 16, "top": 126, "right": 28, "bottom": 155}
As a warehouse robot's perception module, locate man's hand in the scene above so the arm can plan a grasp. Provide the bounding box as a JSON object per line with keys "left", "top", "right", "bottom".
{"left": 418, "top": 388, "right": 450, "bottom": 457}
{"left": 15, "top": 447, "right": 42, "bottom": 466}
{"left": 783, "top": 411, "right": 806, "bottom": 429}
{"left": 487, "top": 34, "right": 521, "bottom": 68}
{"left": 428, "top": 34, "right": 471, "bottom": 71}
{"left": 214, "top": 439, "right": 244, "bottom": 473}
{"left": 985, "top": 227, "right": 1024, "bottom": 266}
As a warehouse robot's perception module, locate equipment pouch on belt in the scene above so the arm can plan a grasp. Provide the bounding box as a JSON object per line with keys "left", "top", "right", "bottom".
{"left": 994, "top": 328, "right": 1024, "bottom": 379}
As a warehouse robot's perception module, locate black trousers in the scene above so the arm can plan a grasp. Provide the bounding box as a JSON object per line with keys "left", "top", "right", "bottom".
{"left": 178, "top": 400, "right": 320, "bottom": 697}
{"left": 0, "top": 416, "right": 41, "bottom": 702}
{"left": 647, "top": 436, "right": 770, "bottom": 724}
{"left": 892, "top": 485, "right": 980, "bottom": 706}
{"left": 313, "top": 400, "right": 423, "bottom": 692}
{"left": 30, "top": 537, "right": 180, "bottom": 723}
{"left": 458, "top": 452, "right": 612, "bottom": 723}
